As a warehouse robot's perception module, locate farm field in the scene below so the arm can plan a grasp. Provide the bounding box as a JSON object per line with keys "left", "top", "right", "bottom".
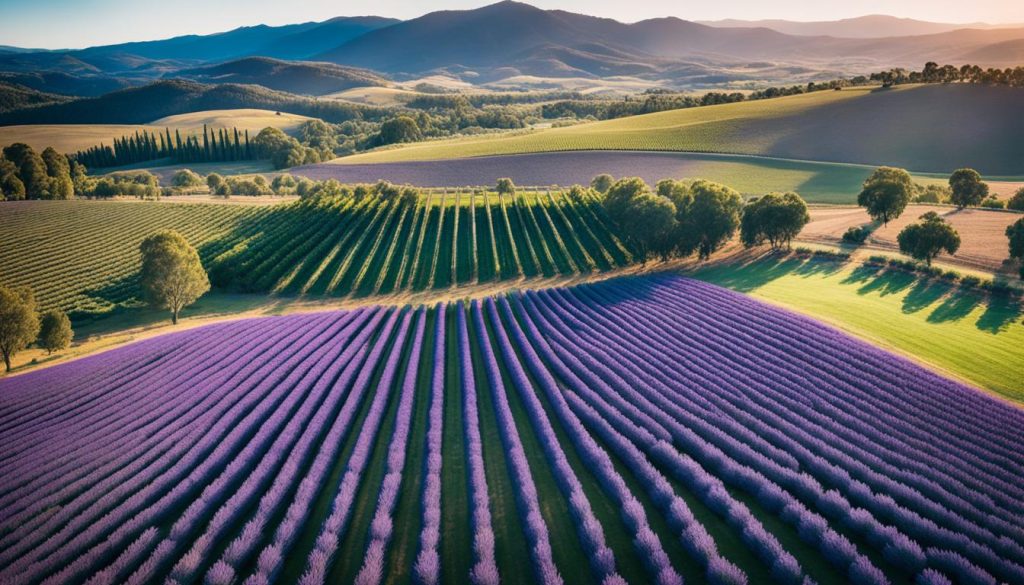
{"left": 296, "top": 151, "right": 957, "bottom": 204}
{"left": 334, "top": 84, "right": 1024, "bottom": 176}
{"left": 692, "top": 256, "right": 1024, "bottom": 399}
{"left": 2, "top": 276, "right": 1023, "bottom": 585}
{"left": 800, "top": 205, "right": 1024, "bottom": 273}
{"left": 0, "top": 200, "right": 269, "bottom": 317}
{"left": 0, "top": 108, "right": 311, "bottom": 152}
{"left": 208, "top": 189, "right": 632, "bottom": 297}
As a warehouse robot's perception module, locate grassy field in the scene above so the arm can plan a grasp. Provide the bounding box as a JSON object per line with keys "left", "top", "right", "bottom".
{"left": 336, "top": 84, "right": 1024, "bottom": 176}
{"left": 692, "top": 255, "right": 1024, "bottom": 400}
{"left": 0, "top": 108, "right": 312, "bottom": 152}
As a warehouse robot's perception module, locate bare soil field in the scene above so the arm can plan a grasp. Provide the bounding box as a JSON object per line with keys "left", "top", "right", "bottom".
{"left": 801, "top": 205, "right": 1023, "bottom": 273}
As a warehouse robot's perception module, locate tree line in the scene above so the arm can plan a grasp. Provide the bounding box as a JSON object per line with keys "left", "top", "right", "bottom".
{"left": 73, "top": 125, "right": 257, "bottom": 169}
{"left": 1, "top": 143, "right": 79, "bottom": 200}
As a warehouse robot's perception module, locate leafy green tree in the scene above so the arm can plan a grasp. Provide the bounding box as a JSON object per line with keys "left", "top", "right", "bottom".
{"left": 38, "top": 309, "right": 73, "bottom": 354}
{"left": 377, "top": 116, "right": 422, "bottom": 145}
{"left": 139, "top": 230, "right": 210, "bottom": 324}
{"left": 948, "top": 168, "right": 988, "bottom": 209}
{"left": 41, "top": 147, "right": 73, "bottom": 199}
{"left": 1007, "top": 218, "right": 1024, "bottom": 276}
{"left": 206, "top": 173, "right": 224, "bottom": 192}
{"left": 272, "top": 142, "right": 307, "bottom": 170}
{"left": 1, "top": 171, "right": 25, "bottom": 201}
{"left": 252, "top": 127, "right": 293, "bottom": 159}
{"left": 590, "top": 174, "right": 614, "bottom": 194}
{"left": 603, "top": 177, "right": 649, "bottom": 221}
{"left": 4, "top": 143, "right": 50, "bottom": 199}
{"left": 0, "top": 285, "right": 39, "bottom": 372}
{"left": 1006, "top": 188, "right": 1024, "bottom": 212}
{"left": 740, "top": 192, "right": 810, "bottom": 250}
{"left": 271, "top": 174, "right": 297, "bottom": 194}
{"left": 495, "top": 177, "right": 516, "bottom": 195}
{"left": 171, "top": 169, "right": 204, "bottom": 188}
{"left": 299, "top": 119, "right": 339, "bottom": 151}
{"left": 678, "top": 180, "right": 744, "bottom": 260}
{"left": 619, "top": 193, "right": 677, "bottom": 263}
{"left": 858, "top": 167, "right": 913, "bottom": 226}
{"left": 897, "top": 211, "right": 961, "bottom": 266}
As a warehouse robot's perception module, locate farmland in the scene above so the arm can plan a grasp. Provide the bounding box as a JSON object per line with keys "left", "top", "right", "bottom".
{"left": 2, "top": 276, "right": 1023, "bottom": 585}
{"left": 0, "top": 193, "right": 631, "bottom": 318}
{"left": 0, "top": 108, "right": 311, "bottom": 153}
{"left": 210, "top": 189, "right": 632, "bottom": 296}
{"left": 334, "top": 85, "right": 1024, "bottom": 176}
{"left": 0, "top": 200, "right": 268, "bottom": 317}
{"left": 296, "top": 151, "right": 949, "bottom": 204}
{"left": 692, "top": 255, "right": 1024, "bottom": 399}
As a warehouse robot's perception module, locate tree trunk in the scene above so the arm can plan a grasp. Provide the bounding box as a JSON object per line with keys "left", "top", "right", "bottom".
{"left": 3, "top": 350, "right": 10, "bottom": 373}
{"left": 172, "top": 308, "right": 178, "bottom": 325}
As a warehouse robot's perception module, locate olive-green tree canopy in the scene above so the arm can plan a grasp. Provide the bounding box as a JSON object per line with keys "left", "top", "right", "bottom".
{"left": 139, "top": 230, "right": 211, "bottom": 324}
{"left": 0, "top": 285, "right": 40, "bottom": 372}
{"left": 897, "top": 211, "right": 961, "bottom": 266}
{"left": 38, "top": 309, "right": 73, "bottom": 355}
{"left": 858, "top": 167, "right": 913, "bottom": 226}
{"left": 740, "top": 192, "right": 810, "bottom": 250}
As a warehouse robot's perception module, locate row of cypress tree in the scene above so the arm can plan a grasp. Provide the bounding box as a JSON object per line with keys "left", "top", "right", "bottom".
{"left": 73, "top": 125, "right": 256, "bottom": 169}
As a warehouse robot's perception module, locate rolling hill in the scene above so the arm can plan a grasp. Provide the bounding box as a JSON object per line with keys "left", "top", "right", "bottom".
{"left": 334, "top": 84, "right": 1024, "bottom": 175}
{"left": 177, "top": 57, "right": 388, "bottom": 96}
{"left": 697, "top": 15, "right": 1010, "bottom": 38}
{"left": 0, "top": 82, "right": 70, "bottom": 113}
{"left": 0, "top": 79, "right": 384, "bottom": 126}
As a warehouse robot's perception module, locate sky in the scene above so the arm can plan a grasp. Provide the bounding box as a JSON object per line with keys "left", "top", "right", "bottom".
{"left": 2, "top": 0, "right": 1023, "bottom": 49}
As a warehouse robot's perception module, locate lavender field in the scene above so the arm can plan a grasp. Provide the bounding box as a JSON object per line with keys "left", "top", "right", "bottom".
{"left": 1, "top": 276, "right": 1023, "bottom": 585}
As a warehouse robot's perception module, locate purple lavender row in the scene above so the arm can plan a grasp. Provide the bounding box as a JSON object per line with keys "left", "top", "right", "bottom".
{"left": 483, "top": 298, "right": 623, "bottom": 585}
{"left": 494, "top": 296, "right": 683, "bottom": 585}
{"left": 0, "top": 315, "right": 311, "bottom": 564}
{"left": 557, "top": 281, "right": 954, "bottom": 579}
{"left": 520, "top": 291, "right": 805, "bottom": 583}
{"left": 354, "top": 307, "right": 427, "bottom": 585}
{"left": 0, "top": 313, "right": 328, "bottom": 575}
{"left": 298, "top": 308, "right": 413, "bottom": 585}
{"left": 643, "top": 283, "right": 1024, "bottom": 547}
{"left": 470, "top": 300, "right": 562, "bottom": 585}
{"left": 655, "top": 278, "right": 1024, "bottom": 502}
{"left": 413, "top": 303, "right": 446, "bottom": 585}
{"left": 455, "top": 303, "right": 499, "bottom": 585}
{"left": 0, "top": 318, "right": 268, "bottom": 524}
{"left": 163, "top": 311, "right": 373, "bottom": 583}
{"left": 625, "top": 281, "right": 1024, "bottom": 574}
{"left": 573, "top": 278, "right": 1021, "bottom": 581}
{"left": 212, "top": 310, "right": 390, "bottom": 585}
{"left": 8, "top": 313, "right": 345, "bottom": 584}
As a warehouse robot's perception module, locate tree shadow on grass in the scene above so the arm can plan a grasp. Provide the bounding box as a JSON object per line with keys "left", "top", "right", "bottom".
{"left": 976, "top": 294, "right": 1024, "bottom": 333}
{"left": 926, "top": 290, "right": 982, "bottom": 324}
{"left": 695, "top": 254, "right": 848, "bottom": 294}
{"left": 850, "top": 268, "right": 916, "bottom": 298}
{"left": 901, "top": 278, "right": 952, "bottom": 315}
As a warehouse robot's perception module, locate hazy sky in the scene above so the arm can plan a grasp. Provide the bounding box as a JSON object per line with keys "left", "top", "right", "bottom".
{"left": 2, "top": 0, "right": 1023, "bottom": 49}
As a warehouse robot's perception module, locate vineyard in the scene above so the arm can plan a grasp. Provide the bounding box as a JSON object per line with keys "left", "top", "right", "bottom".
{"left": 210, "top": 189, "right": 633, "bottom": 296}
{"left": 0, "top": 200, "right": 268, "bottom": 317}
{"left": 1, "top": 276, "right": 1022, "bottom": 585}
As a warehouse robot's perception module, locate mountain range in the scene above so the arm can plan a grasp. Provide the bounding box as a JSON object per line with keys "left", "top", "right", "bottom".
{"left": 1, "top": 2, "right": 1023, "bottom": 98}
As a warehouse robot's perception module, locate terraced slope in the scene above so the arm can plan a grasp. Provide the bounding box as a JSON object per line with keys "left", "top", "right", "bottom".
{"left": 2, "top": 276, "right": 1023, "bottom": 585}
{"left": 210, "top": 190, "right": 633, "bottom": 296}
{"left": 0, "top": 200, "right": 268, "bottom": 316}
{"left": 335, "top": 85, "right": 1024, "bottom": 175}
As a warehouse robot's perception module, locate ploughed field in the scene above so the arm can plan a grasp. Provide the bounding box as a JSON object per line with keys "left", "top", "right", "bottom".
{"left": 2, "top": 276, "right": 1023, "bottom": 585}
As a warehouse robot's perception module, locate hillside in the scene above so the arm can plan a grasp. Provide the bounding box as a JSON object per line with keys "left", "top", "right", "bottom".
{"left": 0, "top": 82, "right": 70, "bottom": 113}
{"left": 336, "top": 84, "right": 1024, "bottom": 175}
{"left": 0, "top": 79, "right": 384, "bottom": 125}
{"left": 697, "top": 15, "right": 1003, "bottom": 38}
{"left": 177, "top": 57, "right": 388, "bottom": 96}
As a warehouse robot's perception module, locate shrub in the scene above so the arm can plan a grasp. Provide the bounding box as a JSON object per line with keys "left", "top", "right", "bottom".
{"left": 841, "top": 226, "right": 870, "bottom": 244}
{"left": 980, "top": 197, "right": 1005, "bottom": 209}
{"left": 171, "top": 169, "right": 203, "bottom": 188}
{"left": 1007, "top": 187, "right": 1024, "bottom": 211}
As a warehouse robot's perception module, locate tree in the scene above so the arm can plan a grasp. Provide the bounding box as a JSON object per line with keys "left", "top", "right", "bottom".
{"left": 897, "top": 211, "right": 961, "bottom": 266}
{"left": 4, "top": 143, "right": 50, "bottom": 199}
{"left": 495, "top": 178, "right": 516, "bottom": 196}
{"left": 1006, "top": 187, "right": 1024, "bottom": 212}
{"left": 603, "top": 177, "right": 649, "bottom": 221}
{"left": 677, "top": 180, "right": 744, "bottom": 260}
{"left": 207, "top": 173, "right": 224, "bottom": 193}
{"left": 38, "top": 309, "right": 72, "bottom": 354}
{"left": 1, "top": 172, "right": 25, "bottom": 201}
{"left": 1007, "top": 218, "right": 1024, "bottom": 277}
{"left": 139, "top": 230, "right": 211, "bottom": 324}
{"left": 857, "top": 167, "right": 913, "bottom": 225}
{"left": 948, "top": 168, "right": 988, "bottom": 209}
{"left": 252, "top": 127, "right": 293, "bottom": 159}
{"left": 618, "top": 193, "right": 677, "bottom": 263}
{"left": 41, "top": 147, "right": 73, "bottom": 199}
{"left": 271, "top": 174, "right": 297, "bottom": 194}
{"left": 590, "top": 174, "right": 614, "bottom": 194}
{"left": 0, "top": 285, "right": 40, "bottom": 372}
{"left": 171, "top": 169, "right": 204, "bottom": 188}
{"left": 377, "top": 116, "right": 422, "bottom": 145}
{"left": 740, "top": 192, "right": 810, "bottom": 250}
